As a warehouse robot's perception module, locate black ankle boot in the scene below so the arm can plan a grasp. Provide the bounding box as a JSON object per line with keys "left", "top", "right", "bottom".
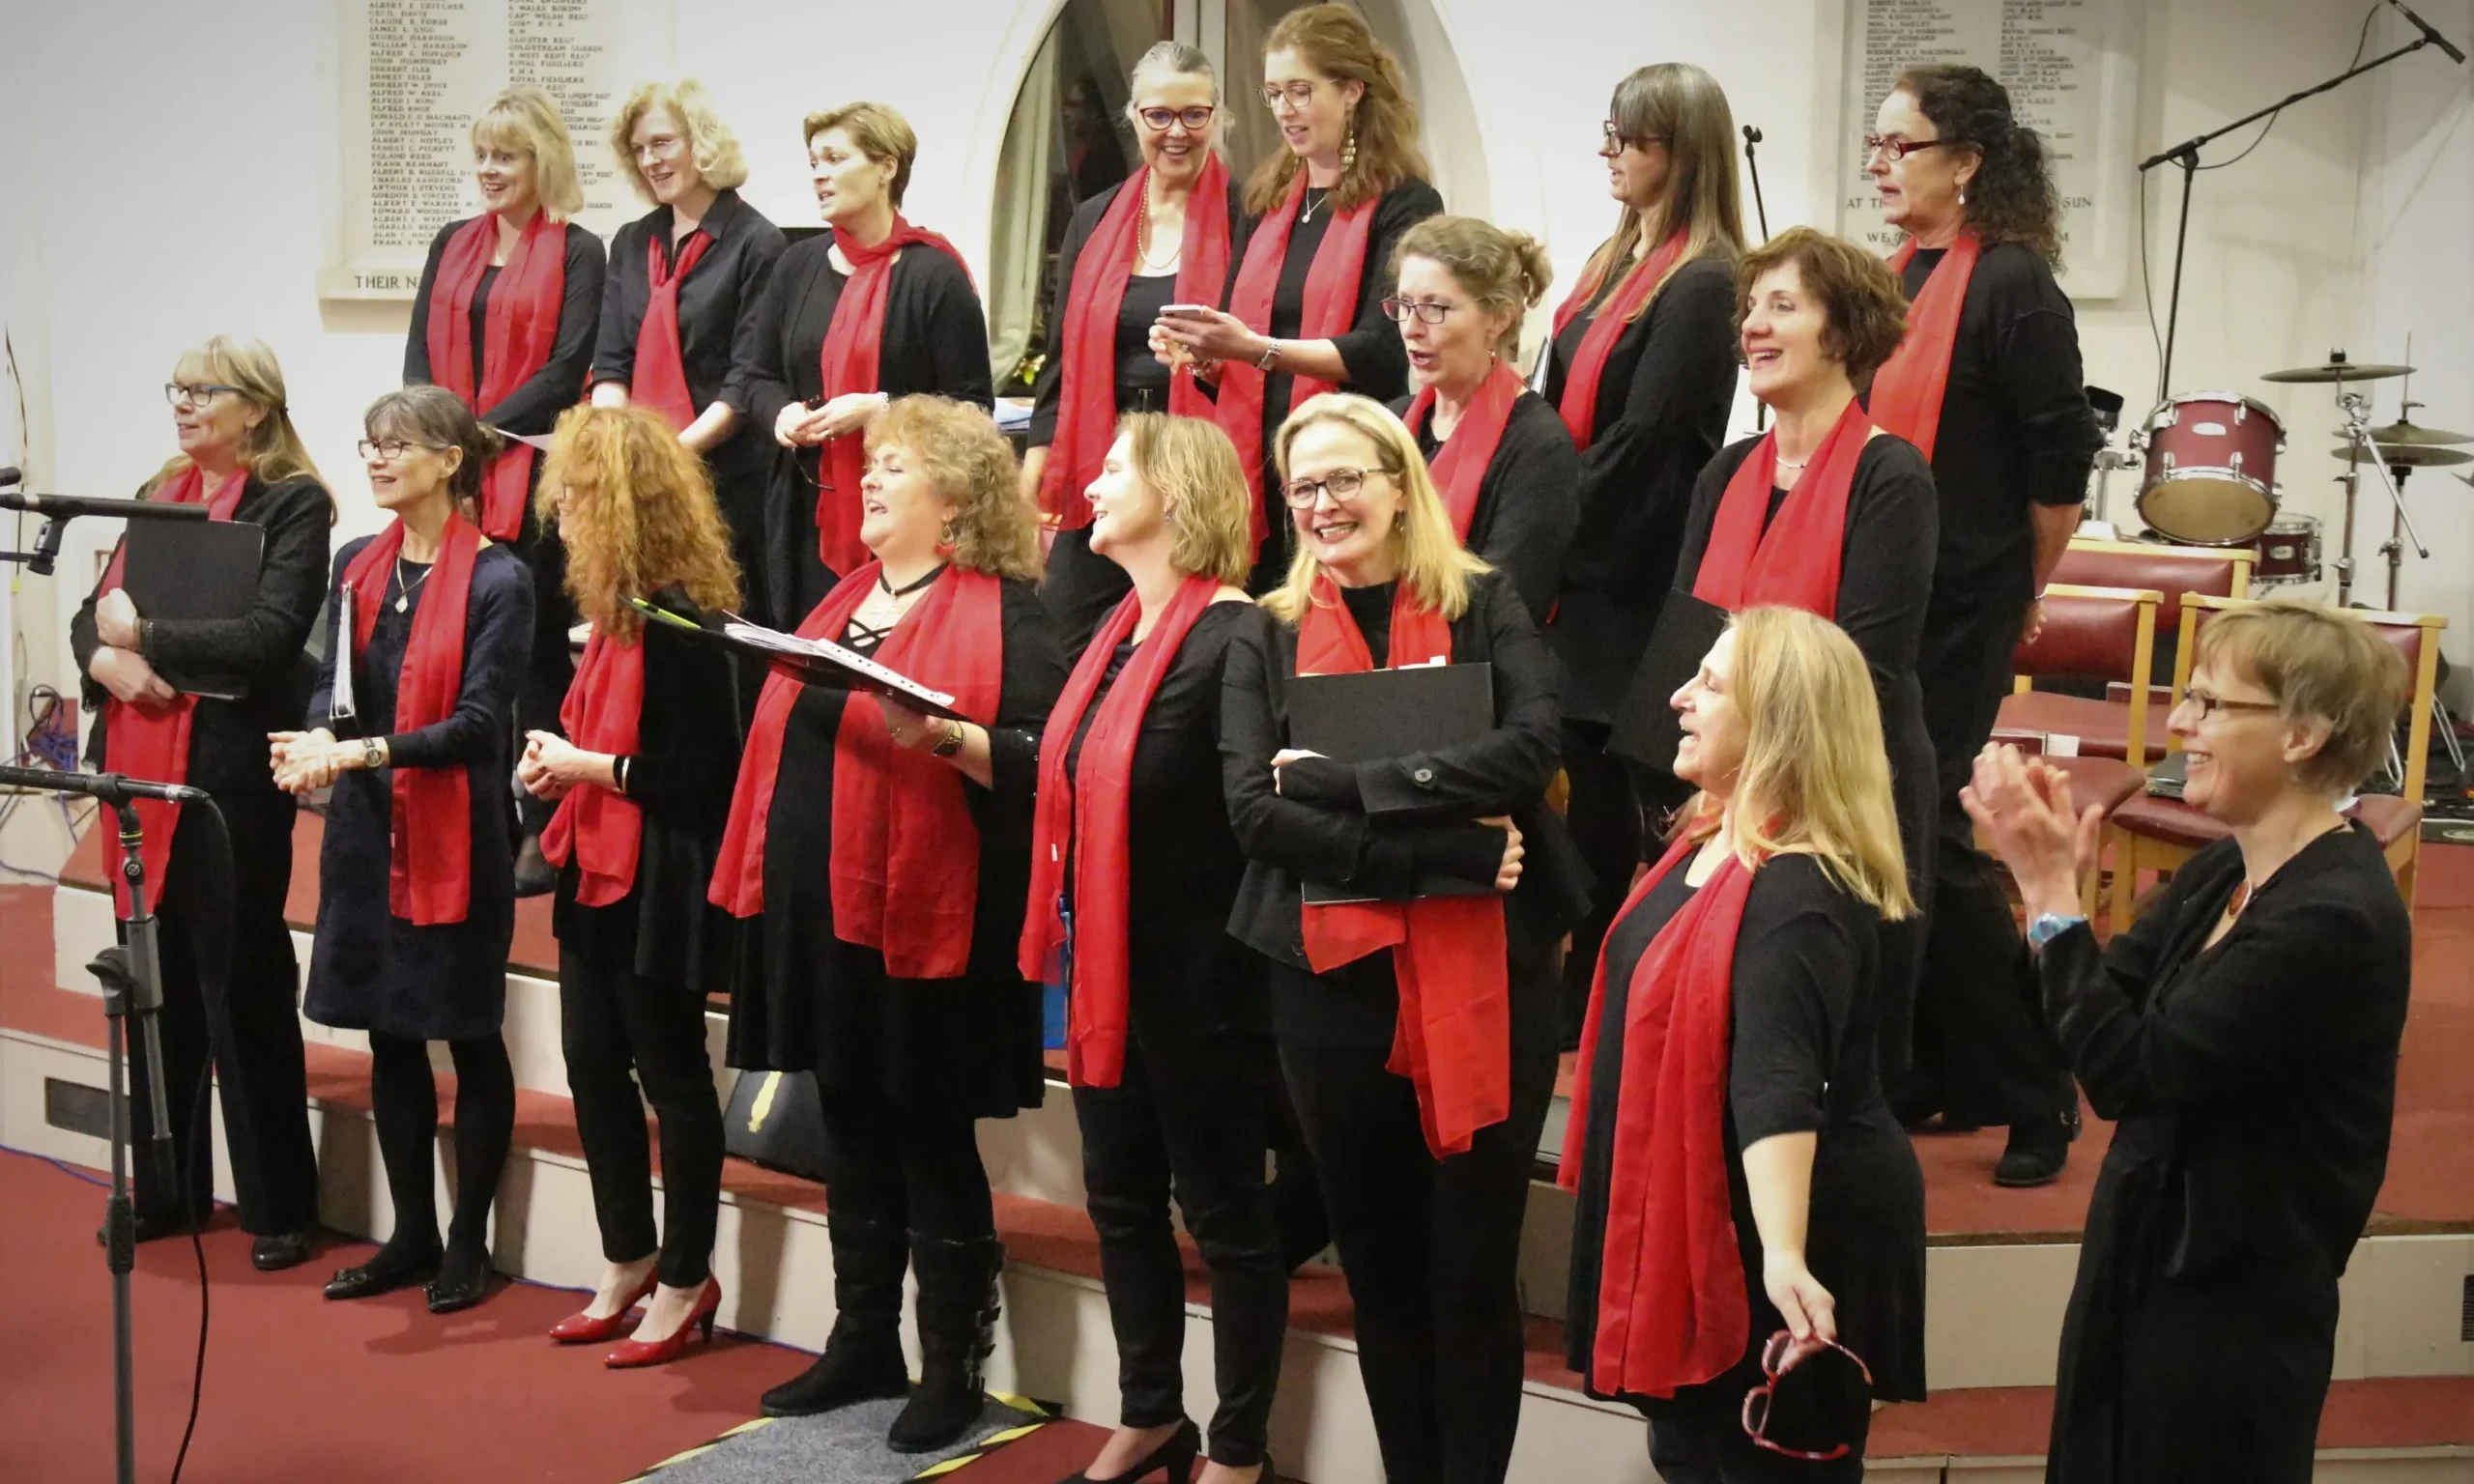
{"left": 886, "top": 1233, "right": 1003, "bottom": 1453}
{"left": 761, "top": 1214, "right": 913, "bottom": 1417}
{"left": 1994, "top": 1113, "right": 2072, "bottom": 1187}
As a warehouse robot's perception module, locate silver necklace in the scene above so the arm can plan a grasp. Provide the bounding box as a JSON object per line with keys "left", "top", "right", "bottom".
{"left": 1298, "top": 186, "right": 1330, "bottom": 226}
{"left": 392, "top": 556, "right": 433, "bottom": 614}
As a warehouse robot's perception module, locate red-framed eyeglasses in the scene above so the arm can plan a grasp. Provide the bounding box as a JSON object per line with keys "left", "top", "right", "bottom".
{"left": 1740, "top": 1329, "right": 1874, "bottom": 1462}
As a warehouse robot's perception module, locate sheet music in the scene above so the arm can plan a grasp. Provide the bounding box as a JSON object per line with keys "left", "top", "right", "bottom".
{"left": 719, "top": 619, "right": 960, "bottom": 713}
{"left": 331, "top": 582, "right": 359, "bottom": 722}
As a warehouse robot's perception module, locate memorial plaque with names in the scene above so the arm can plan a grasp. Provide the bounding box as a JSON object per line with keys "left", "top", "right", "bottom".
{"left": 328, "top": 0, "right": 674, "bottom": 300}
{"left": 1837, "top": 0, "right": 2139, "bottom": 299}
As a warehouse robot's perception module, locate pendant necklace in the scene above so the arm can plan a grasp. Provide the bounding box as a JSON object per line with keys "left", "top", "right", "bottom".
{"left": 1298, "top": 186, "right": 1329, "bottom": 227}
{"left": 392, "top": 556, "right": 433, "bottom": 614}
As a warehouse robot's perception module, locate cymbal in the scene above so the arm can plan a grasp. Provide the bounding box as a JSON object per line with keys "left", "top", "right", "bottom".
{"left": 2262, "top": 359, "right": 2414, "bottom": 384}
{"left": 2331, "top": 442, "right": 2474, "bottom": 468}
{"left": 2365, "top": 419, "right": 2472, "bottom": 446}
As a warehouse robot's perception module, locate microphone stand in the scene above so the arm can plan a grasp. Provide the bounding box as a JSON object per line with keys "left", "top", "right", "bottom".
{"left": 1740, "top": 125, "right": 1771, "bottom": 432}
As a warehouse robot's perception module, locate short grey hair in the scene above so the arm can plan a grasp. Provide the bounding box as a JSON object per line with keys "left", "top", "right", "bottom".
{"left": 1127, "top": 40, "right": 1218, "bottom": 107}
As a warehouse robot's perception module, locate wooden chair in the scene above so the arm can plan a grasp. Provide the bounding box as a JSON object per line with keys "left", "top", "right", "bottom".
{"left": 2001, "top": 538, "right": 2254, "bottom": 761}
{"left": 2109, "top": 595, "right": 2443, "bottom": 910}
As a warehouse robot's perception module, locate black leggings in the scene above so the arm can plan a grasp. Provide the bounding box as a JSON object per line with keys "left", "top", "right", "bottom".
{"left": 815, "top": 1084, "right": 992, "bottom": 1241}
{"left": 366, "top": 1030, "right": 515, "bottom": 1258}
{"left": 559, "top": 950, "right": 723, "bottom": 1288}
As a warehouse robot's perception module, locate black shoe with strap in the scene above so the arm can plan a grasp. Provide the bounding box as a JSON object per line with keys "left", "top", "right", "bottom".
{"left": 887, "top": 1232, "right": 1004, "bottom": 1453}
{"left": 761, "top": 1213, "right": 912, "bottom": 1417}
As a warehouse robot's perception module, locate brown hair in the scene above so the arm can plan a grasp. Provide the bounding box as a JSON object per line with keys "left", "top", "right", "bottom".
{"left": 1119, "top": 414, "right": 1254, "bottom": 586}
{"left": 537, "top": 406, "right": 742, "bottom": 638}
{"left": 1736, "top": 227, "right": 1911, "bottom": 385}
{"left": 1393, "top": 215, "right": 1553, "bottom": 358}
{"left": 1576, "top": 63, "right": 1747, "bottom": 325}
{"left": 1893, "top": 65, "right": 2061, "bottom": 266}
{"left": 610, "top": 78, "right": 749, "bottom": 201}
{"left": 150, "top": 337, "right": 328, "bottom": 513}
{"left": 803, "top": 101, "right": 917, "bottom": 210}
{"left": 1245, "top": 4, "right": 1429, "bottom": 215}
{"left": 868, "top": 397, "right": 1042, "bottom": 581}
{"left": 2196, "top": 599, "right": 2410, "bottom": 793}
{"left": 362, "top": 385, "right": 502, "bottom": 514}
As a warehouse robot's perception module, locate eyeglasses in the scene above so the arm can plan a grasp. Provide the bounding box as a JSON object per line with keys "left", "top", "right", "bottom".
{"left": 2178, "top": 688, "right": 2284, "bottom": 723}
{"left": 1262, "top": 80, "right": 1323, "bottom": 111}
{"left": 1601, "top": 122, "right": 1666, "bottom": 152}
{"left": 1863, "top": 133, "right": 1969, "bottom": 163}
{"left": 165, "top": 383, "right": 242, "bottom": 408}
{"left": 356, "top": 439, "right": 441, "bottom": 462}
{"left": 1136, "top": 104, "right": 1216, "bottom": 132}
{"left": 1740, "top": 1330, "right": 1874, "bottom": 1463}
{"left": 1281, "top": 467, "right": 1385, "bottom": 508}
{"left": 1379, "top": 297, "right": 1460, "bottom": 326}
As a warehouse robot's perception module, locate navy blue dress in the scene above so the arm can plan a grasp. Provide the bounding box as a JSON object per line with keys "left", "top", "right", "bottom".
{"left": 302, "top": 537, "right": 533, "bottom": 1041}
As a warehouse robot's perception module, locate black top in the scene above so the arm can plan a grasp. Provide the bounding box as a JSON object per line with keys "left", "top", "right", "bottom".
{"left": 1395, "top": 387, "right": 1580, "bottom": 628}
{"left": 1541, "top": 255, "right": 1740, "bottom": 724}
{"left": 302, "top": 539, "right": 533, "bottom": 1041}
{"left": 73, "top": 474, "right": 333, "bottom": 799}
{"left": 550, "top": 614, "right": 745, "bottom": 994}
{"left": 2039, "top": 822, "right": 2410, "bottom": 1284}
{"left": 404, "top": 218, "right": 609, "bottom": 440}
{"left": 1883, "top": 241, "right": 2100, "bottom": 614}
{"left": 590, "top": 189, "right": 790, "bottom": 480}
{"left": 1567, "top": 852, "right": 1927, "bottom": 1408}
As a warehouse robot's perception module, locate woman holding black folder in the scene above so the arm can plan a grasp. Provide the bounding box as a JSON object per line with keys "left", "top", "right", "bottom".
{"left": 72, "top": 335, "right": 328, "bottom": 1270}
{"left": 714, "top": 396, "right": 1065, "bottom": 1451}
{"left": 1220, "top": 393, "right": 1588, "bottom": 1484}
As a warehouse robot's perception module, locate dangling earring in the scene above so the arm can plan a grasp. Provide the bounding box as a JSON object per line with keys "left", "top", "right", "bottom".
{"left": 1163, "top": 500, "right": 1179, "bottom": 526}
{"left": 936, "top": 522, "right": 959, "bottom": 555}
{"left": 1958, "top": 183, "right": 1969, "bottom": 208}
{"left": 1340, "top": 113, "right": 1359, "bottom": 175}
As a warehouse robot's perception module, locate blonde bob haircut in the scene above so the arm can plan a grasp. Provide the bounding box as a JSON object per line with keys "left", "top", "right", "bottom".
{"left": 803, "top": 102, "right": 918, "bottom": 211}
{"left": 1117, "top": 413, "right": 1253, "bottom": 586}
{"left": 2194, "top": 599, "right": 2409, "bottom": 794}
{"left": 867, "top": 396, "right": 1043, "bottom": 582}
{"left": 473, "top": 85, "right": 585, "bottom": 217}
{"left": 538, "top": 406, "right": 743, "bottom": 640}
{"left": 610, "top": 79, "right": 749, "bottom": 201}
{"left": 150, "top": 336, "right": 328, "bottom": 513}
{"left": 1264, "top": 393, "right": 1488, "bottom": 624}
{"left": 1683, "top": 606, "right": 1913, "bottom": 919}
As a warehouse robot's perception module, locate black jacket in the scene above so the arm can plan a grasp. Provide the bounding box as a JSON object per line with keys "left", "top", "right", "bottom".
{"left": 404, "top": 217, "right": 608, "bottom": 439}
{"left": 1395, "top": 387, "right": 1580, "bottom": 628}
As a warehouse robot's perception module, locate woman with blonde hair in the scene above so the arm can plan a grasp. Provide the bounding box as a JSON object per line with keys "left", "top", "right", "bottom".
{"left": 1221, "top": 392, "right": 1587, "bottom": 1483}
{"left": 515, "top": 406, "right": 745, "bottom": 1366}
{"left": 591, "top": 80, "right": 788, "bottom": 628}
{"left": 1021, "top": 414, "right": 1280, "bottom": 1483}
{"left": 716, "top": 396, "right": 1064, "bottom": 1449}
{"left": 72, "top": 336, "right": 328, "bottom": 1268}
{"left": 1564, "top": 607, "right": 1926, "bottom": 1479}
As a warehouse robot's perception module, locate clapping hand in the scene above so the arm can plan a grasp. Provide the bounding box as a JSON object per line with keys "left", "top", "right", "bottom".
{"left": 1959, "top": 744, "right": 2102, "bottom": 917}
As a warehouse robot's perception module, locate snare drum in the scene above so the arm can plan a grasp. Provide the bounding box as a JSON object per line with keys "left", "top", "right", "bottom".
{"left": 2137, "top": 392, "right": 2285, "bottom": 545}
{"left": 2251, "top": 515, "right": 2322, "bottom": 585}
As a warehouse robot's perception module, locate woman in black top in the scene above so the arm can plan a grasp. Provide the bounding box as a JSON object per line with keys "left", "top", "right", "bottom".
{"left": 72, "top": 337, "right": 328, "bottom": 1270}
{"left": 590, "top": 81, "right": 788, "bottom": 627}
{"left": 1222, "top": 394, "right": 1590, "bottom": 1484}
{"left": 516, "top": 407, "right": 744, "bottom": 1367}
{"left": 1863, "top": 66, "right": 2102, "bottom": 1184}
{"left": 1539, "top": 63, "right": 1745, "bottom": 1042}
{"left": 277, "top": 387, "right": 533, "bottom": 1314}
{"left": 1567, "top": 607, "right": 1925, "bottom": 1481}
{"left": 743, "top": 102, "right": 993, "bottom": 623}
{"left": 1022, "top": 415, "right": 1280, "bottom": 1483}
{"left": 1966, "top": 600, "right": 2413, "bottom": 1484}
{"left": 719, "top": 397, "right": 1064, "bottom": 1452}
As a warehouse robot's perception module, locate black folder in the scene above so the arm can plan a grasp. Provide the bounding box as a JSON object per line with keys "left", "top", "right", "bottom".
{"left": 1287, "top": 661, "right": 1497, "bottom": 904}
{"left": 122, "top": 519, "right": 265, "bottom": 700}
{"left": 1607, "top": 589, "right": 1732, "bottom": 777}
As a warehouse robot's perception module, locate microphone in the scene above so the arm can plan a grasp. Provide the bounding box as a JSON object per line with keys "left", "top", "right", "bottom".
{"left": 1741, "top": 125, "right": 1763, "bottom": 145}
{"left": 0, "top": 491, "right": 211, "bottom": 521}
{"left": 0, "top": 765, "right": 211, "bottom": 806}
{"left": 0, "top": 467, "right": 21, "bottom": 487}
{"left": 2389, "top": 0, "right": 2467, "bottom": 63}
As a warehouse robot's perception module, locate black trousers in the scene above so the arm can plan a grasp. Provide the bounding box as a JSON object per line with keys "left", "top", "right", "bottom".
{"left": 560, "top": 950, "right": 724, "bottom": 1289}
{"left": 1906, "top": 599, "right": 2068, "bottom": 1126}
{"left": 816, "top": 1084, "right": 993, "bottom": 1241}
{"left": 126, "top": 789, "right": 318, "bottom": 1236}
{"left": 514, "top": 518, "right": 574, "bottom": 838}
{"left": 1075, "top": 1030, "right": 1286, "bottom": 1468}
{"left": 1280, "top": 1010, "right": 1560, "bottom": 1484}
{"left": 1557, "top": 720, "right": 1642, "bottom": 1042}
{"left": 1646, "top": 1383, "right": 1870, "bottom": 1484}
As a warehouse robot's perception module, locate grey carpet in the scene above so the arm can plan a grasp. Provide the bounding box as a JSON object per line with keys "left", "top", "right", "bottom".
{"left": 643, "top": 1395, "right": 1050, "bottom": 1484}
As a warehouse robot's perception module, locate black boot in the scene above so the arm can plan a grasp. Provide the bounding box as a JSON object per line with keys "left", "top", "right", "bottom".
{"left": 1994, "top": 1112, "right": 2072, "bottom": 1187}
{"left": 761, "top": 1214, "right": 913, "bottom": 1417}
{"left": 886, "top": 1233, "right": 1003, "bottom": 1453}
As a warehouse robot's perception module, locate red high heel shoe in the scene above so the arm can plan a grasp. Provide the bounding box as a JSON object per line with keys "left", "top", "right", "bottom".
{"left": 604, "top": 1279, "right": 722, "bottom": 1369}
{"left": 548, "top": 1270, "right": 658, "bottom": 1345}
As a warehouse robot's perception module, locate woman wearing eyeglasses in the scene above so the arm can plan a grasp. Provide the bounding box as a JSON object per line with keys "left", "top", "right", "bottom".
{"left": 1222, "top": 394, "right": 1588, "bottom": 1484}
{"left": 743, "top": 102, "right": 992, "bottom": 627}
{"left": 1386, "top": 214, "right": 1576, "bottom": 627}
{"left": 1964, "top": 601, "right": 2410, "bottom": 1483}
{"left": 1564, "top": 607, "right": 1926, "bottom": 1481}
{"left": 1024, "top": 43, "right": 1253, "bottom": 655}
{"left": 1151, "top": 4, "right": 1443, "bottom": 587}
{"left": 1862, "top": 65, "right": 2101, "bottom": 1188}
{"left": 279, "top": 386, "right": 534, "bottom": 1315}
{"left": 71, "top": 339, "right": 329, "bottom": 1270}
{"left": 1541, "top": 62, "right": 1746, "bottom": 1051}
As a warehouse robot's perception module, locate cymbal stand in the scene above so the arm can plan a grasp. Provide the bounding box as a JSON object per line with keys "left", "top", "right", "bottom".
{"left": 2088, "top": 427, "right": 2143, "bottom": 528}
{"left": 2334, "top": 390, "right": 2430, "bottom": 609}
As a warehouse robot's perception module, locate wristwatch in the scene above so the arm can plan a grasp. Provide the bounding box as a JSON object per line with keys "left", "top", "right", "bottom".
{"left": 2026, "top": 912, "right": 2086, "bottom": 952}
{"left": 930, "top": 720, "right": 967, "bottom": 758}
{"left": 360, "top": 738, "right": 387, "bottom": 772}
{"left": 1255, "top": 339, "right": 1282, "bottom": 371}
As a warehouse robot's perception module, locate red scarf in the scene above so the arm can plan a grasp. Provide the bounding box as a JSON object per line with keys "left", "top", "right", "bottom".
{"left": 423, "top": 211, "right": 567, "bottom": 539}
{"left": 813, "top": 218, "right": 974, "bottom": 575}
{"left": 708, "top": 563, "right": 1006, "bottom": 981}
{"left": 1295, "top": 574, "right": 1510, "bottom": 1156}
{"left": 1401, "top": 360, "right": 1524, "bottom": 539}
{"left": 1038, "top": 159, "right": 1235, "bottom": 528}
{"left": 539, "top": 628, "right": 646, "bottom": 907}
{"left": 1558, "top": 828, "right": 1757, "bottom": 1397}
{"left": 1021, "top": 576, "right": 1221, "bottom": 1086}
{"left": 97, "top": 466, "right": 247, "bottom": 915}
{"left": 1868, "top": 231, "right": 1981, "bottom": 462}
{"left": 1214, "top": 175, "right": 1377, "bottom": 542}
{"left": 1690, "top": 398, "right": 1874, "bottom": 616}
{"left": 342, "top": 513, "right": 483, "bottom": 925}
{"left": 630, "top": 222, "right": 713, "bottom": 431}
{"left": 1550, "top": 231, "right": 1690, "bottom": 449}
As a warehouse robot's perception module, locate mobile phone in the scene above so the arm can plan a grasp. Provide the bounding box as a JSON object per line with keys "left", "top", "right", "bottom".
{"left": 1158, "top": 303, "right": 1216, "bottom": 317}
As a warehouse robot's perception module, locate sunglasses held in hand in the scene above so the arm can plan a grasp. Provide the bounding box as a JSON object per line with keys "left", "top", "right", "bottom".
{"left": 1740, "top": 1329, "right": 1873, "bottom": 1462}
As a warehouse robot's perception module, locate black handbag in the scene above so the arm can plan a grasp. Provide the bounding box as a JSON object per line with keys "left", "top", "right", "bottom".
{"left": 721, "top": 1069, "right": 833, "bottom": 1184}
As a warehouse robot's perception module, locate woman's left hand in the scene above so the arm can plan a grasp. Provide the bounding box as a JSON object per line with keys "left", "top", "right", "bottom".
{"left": 1762, "top": 1250, "right": 1838, "bottom": 1345}
{"left": 878, "top": 699, "right": 948, "bottom": 753}
{"left": 95, "top": 589, "right": 142, "bottom": 649}
{"left": 521, "top": 730, "right": 597, "bottom": 796}
{"left": 1155, "top": 305, "right": 1266, "bottom": 367}
{"left": 814, "top": 391, "right": 888, "bottom": 442}
{"left": 1961, "top": 744, "right": 2101, "bottom": 913}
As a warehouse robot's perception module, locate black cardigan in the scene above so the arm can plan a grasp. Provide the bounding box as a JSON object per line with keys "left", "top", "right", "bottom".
{"left": 1395, "top": 387, "right": 1580, "bottom": 627}
{"left": 403, "top": 217, "right": 608, "bottom": 439}
{"left": 73, "top": 473, "right": 332, "bottom": 798}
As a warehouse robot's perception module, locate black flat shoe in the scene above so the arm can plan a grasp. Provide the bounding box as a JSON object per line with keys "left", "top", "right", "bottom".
{"left": 512, "top": 835, "right": 556, "bottom": 898}
{"left": 251, "top": 1230, "right": 319, "bottom": 1271}
{"left": 424, "top": 1247, "right": 496, "bottom": 1314}
{"left": 325, "top": 1245, "right": 442, "bottom": 1301}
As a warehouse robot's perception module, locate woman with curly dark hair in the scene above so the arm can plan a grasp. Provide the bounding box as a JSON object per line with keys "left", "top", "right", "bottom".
{"left": 1863, "top": 64, "right": 2101, "bottom": 1186}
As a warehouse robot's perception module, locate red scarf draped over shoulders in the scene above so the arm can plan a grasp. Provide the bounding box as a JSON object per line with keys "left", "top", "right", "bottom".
{"left": 1401, "top": 360, "right": 1524, "bottom": 540}
{"left": 423, "top": 211, "right": 567, "bottom": 539}
{"left": 1549, "top": 232, "right": 1690, "bottom": 450}
{"left": 1867, "top": 231, "right": 1980, "bottom": 462}
{"left": 539, "top": 628, "right": 647, "bottom": 906}
{"left": 1690, "top": 397, "right": 1875, "bottom": 617}
{"left": 629, "top": 219, "right": 714, "bottom": 431}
